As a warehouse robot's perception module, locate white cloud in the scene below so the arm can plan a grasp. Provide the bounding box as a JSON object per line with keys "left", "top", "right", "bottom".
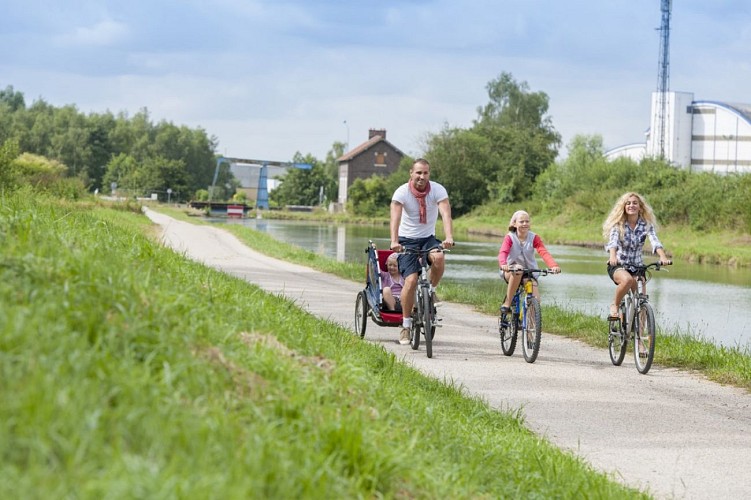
{"left": 57, "top": 19, "right": 129, "bottom": 47}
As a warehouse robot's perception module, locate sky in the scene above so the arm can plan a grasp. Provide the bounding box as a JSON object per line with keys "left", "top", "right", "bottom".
{"left": 2, "top": 1, "right": 750, "bottom": 163}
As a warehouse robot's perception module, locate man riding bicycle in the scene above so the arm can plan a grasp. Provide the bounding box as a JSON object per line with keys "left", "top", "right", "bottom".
{"left": 390, "top": 158, "right": 454, "bottom": 345}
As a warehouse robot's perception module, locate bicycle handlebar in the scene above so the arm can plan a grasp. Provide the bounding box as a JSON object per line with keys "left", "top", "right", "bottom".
{"left": 399, "top": 245, "right": 449, "bottom": 255}
{"left": 637, "top": 261, "right": 672, "bottom": 271}
{"left": 617, "top": 261, "right": 672, "bottom": 272}
{"left": 505, "top": 267, "right": 556, "bottom": 276}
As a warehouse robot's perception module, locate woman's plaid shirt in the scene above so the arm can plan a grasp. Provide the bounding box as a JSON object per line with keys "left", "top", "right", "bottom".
{"left": 605, "top": 218, "right": 663, "bottom": 269}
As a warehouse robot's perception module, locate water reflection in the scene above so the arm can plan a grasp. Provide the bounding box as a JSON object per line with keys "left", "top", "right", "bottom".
{"left": 213, "top": 217, "right": 751, "bottom": 349}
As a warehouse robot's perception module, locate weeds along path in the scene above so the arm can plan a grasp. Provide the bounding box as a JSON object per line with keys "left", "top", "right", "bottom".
{"left": 145, "top": 208, "right": 751, "bottom": 500}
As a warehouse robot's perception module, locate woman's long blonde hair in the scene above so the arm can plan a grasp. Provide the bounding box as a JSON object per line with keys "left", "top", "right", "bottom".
{"left": 602, "top": 192, "right": 658, "bottom": 241}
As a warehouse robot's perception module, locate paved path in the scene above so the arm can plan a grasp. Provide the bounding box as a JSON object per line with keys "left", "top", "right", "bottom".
{"left": 145, "top": 209, "right": 751, "bottom": 499}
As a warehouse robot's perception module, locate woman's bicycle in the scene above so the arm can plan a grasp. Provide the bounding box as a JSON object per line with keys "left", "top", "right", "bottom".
{"left": 402, "top": 246, "right": 445, "bottom": 359}
{"left": 498, "top": 268, "right": 554, "bottom": 363}
{"left": 608, "top": 261, "right": 671, "bottom": 374}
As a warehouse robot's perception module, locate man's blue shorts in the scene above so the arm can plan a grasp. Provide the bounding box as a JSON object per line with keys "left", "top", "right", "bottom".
{"left": 397, "top": 235, "right": 442, "bottom": 278}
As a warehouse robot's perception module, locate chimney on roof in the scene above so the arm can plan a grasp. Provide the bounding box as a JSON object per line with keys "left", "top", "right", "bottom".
{"left": 369, "top": 128, "right": 386, "bottom": 140}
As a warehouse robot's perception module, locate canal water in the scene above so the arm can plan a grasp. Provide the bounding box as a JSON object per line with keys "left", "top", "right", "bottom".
{"left": 212, "top": 217, "right": 751, "bottom": 349}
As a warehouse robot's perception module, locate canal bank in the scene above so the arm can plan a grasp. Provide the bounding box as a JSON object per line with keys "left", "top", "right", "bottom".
{"left": 145, "top": 207, "right": 751, "bottom": 500}
{"left": 206, "top": 215, "right": 751, "bottom": 349}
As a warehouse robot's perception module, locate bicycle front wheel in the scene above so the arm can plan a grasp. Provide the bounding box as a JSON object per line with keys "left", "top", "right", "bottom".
{"left": 608, "top": 302, "right": 628, "bottom": 366}
{"left": 410, "top": 291, "right": 421, "bottom": 351}
{"left": 422, "top": 286, "right": 433, "bottom": 358}
{"left": 634, "top": 303, "right": 656, "bottom": 374}
{"left": 499, "top": 303, "right": 517, "bottom": 356}
{"left": 522, "top": 296, "right": 542, "bottom": 363}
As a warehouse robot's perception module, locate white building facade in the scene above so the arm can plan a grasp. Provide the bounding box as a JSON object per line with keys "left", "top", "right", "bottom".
{"left": 606, "top": 91, "right": 751, "bottom": 174}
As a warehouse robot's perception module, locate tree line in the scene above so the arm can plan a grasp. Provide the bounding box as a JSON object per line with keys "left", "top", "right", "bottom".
{"left": 4, "top": 73, "right": 747, "bottom": 232}
{"left": 347, "top": 72, "right": 561, "bottom": 217}
{"left": 0, "top": 85, "right": 217, "bottom": 201}
{"left": 0, "top": 71, "right": 560, "bottom": 211}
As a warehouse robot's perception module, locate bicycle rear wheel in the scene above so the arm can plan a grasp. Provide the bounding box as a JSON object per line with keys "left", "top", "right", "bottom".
{"left": 499, "top": 303, "right": 517, "bottom": 356}
{"left": 422, "top": 286, "right": 433, "bottom": 358}
{"left": 522, "top": 296, "right": 542, "bottom": 363}
{"left": 608, "top": 302, "right": 628, "bottom": 365}
{"left": 634, "top": 303, "right": 656, "bottom": 374}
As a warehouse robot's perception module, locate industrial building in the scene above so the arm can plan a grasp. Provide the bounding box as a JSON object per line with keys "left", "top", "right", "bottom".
{"left": 606, "top": 91, "right": 751, "bottom": 174}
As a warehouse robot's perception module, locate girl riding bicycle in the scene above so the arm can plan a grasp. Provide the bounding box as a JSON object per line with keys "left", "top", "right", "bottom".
{"left": 603, "top": 192, "right": 671, "bottom": 320}
{"left": 498, "top": 210, "right": 561, "bottom": 316}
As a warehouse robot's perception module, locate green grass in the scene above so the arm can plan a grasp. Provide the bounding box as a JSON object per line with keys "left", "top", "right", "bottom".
{"left": 0, "top": 193, "right": 646, "bottom": 498}
{"left": 155, "top": 204, "right": 751, "bottom": 392}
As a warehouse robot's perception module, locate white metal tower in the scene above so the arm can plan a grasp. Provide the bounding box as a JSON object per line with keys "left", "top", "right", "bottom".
{"left": 656, "top": 0, "right": 672, "bottom": 158}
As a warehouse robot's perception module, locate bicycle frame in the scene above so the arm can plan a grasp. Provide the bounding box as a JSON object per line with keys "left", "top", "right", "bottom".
{"left": 622, "top": 276, "right": 648, "bottom": 339}
{"left": 512, "top": 279, "right": 535, "bottom": 332}
{"left": 402, "top": 246, "right": 444, "bottom": 358}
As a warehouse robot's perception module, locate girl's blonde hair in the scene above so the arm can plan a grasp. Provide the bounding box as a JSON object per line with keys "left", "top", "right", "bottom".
{"left": 602, "top": 192, "right": 658, "bottom": 240}
{"left": 508, "top": 210, "right": 529, "bottom": 233}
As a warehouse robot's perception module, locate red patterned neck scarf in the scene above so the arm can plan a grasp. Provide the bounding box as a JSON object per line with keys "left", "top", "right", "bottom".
{"left": 409, "top": 180, "right": 431, "bottom": 224}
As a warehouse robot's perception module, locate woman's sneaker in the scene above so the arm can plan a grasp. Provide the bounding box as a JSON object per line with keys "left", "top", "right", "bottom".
{"left": 399, "top": 328, "right": 411, "bottom": 345}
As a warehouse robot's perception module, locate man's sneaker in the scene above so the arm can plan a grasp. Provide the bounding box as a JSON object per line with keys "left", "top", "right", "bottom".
{"left": 399, "top": 327, "right": 411, "bottom": 345}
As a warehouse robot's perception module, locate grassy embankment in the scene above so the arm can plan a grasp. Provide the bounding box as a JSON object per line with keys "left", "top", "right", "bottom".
{"left": 1, "top": 192, "right": 646, "bottom": 498}
{"left": 158, "top": 204, "right": 751, "bottom": 391}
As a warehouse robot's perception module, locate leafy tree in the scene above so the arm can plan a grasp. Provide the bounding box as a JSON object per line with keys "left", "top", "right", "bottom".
{"left": 84, "top": 112, "right": 117, "bottom": 191}
{"left": 209, "top": 157, "right": 240, "bottom": 201}
{"left": 323, "top": 141, "right": 346, "bottom": 178}
{"left": 382, "top": 155, "right": 415, "bottom": 195}
{"left": 344, "top": 154, "right": 414, "bottom": 217}
{"left": 425, "top": 126, "right": 499, "bottom": 216}
{"left": 0, "top": 85, "right": 25, "bottom": 112}
{"left": 0, "top": 89, "right": 219, "bottom": 201}
{"left": 422, "top": 71, "right": 561, "bottom": 215}
{"left": 103, "top": 153, "right": 139, "bottom": 196}
{"left": 347, "top": 175, "right": 391, "bottom": 216}
{"left": 50, "top": 104, "right": 93, "bottom": 178}
{"left": 269, "top": 153, "right": 335, "bottom": 207}
{"left": 195, "top": 189, "right": 209, "bottom": 201}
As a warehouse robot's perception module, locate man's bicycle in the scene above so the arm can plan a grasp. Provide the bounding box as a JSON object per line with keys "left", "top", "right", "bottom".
{"left": 608, "top": 261, "right": 671, "bottom": 374}
{"left": 499, "top": 268, "right": 554, "bottom": 363}
{"left": 402, "top": 246, "right": 445, "bottom": 359}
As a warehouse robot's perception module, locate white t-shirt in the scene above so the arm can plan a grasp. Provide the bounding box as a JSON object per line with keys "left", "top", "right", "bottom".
{"left": 392, "top": 181, "right": 449, "bottom": 239}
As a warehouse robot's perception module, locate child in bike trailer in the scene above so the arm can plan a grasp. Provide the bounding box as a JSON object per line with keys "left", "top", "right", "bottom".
{"left": 602, "top": 192, "right": 671, "bottom": 320}
{"left": 498, "top": 210, "right": 561, "bottom": 315}
{"left": 380, "top": 253, "right": 404, "bottom": 312}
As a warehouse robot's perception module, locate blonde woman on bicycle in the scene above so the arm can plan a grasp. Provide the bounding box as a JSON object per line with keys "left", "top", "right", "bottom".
{"left": 498, "top": 210, "right": 561, "bottom": 315}
{"left": 603, "top": 192, "right": 671, "bottom": 320}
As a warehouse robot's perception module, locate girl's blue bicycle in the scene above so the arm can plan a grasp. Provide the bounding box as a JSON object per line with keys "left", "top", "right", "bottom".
{"left": 498, "top": 268, "right": 553, "bottom": 363}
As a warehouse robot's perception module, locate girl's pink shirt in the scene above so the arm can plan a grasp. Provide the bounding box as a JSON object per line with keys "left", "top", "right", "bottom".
{"left": 497, "top": 234, "right": 558, "bottom": 269}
